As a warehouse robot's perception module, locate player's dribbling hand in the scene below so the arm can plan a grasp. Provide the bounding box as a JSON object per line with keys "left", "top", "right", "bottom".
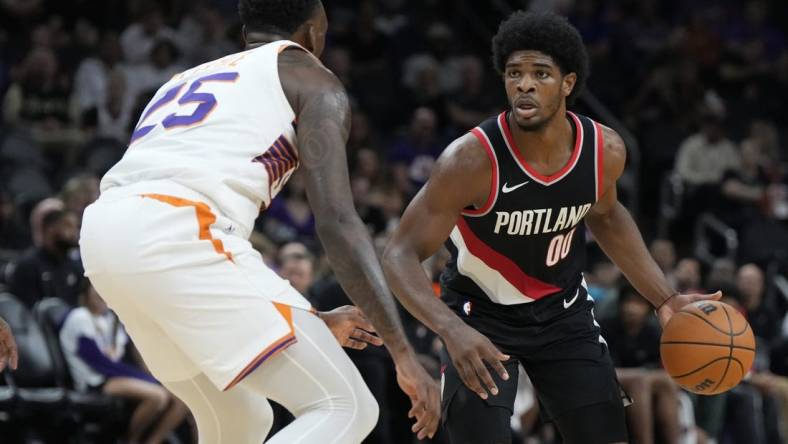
{"left": 442, "top": 323, "right": 510, "bottom": 400}
{"left": 317, "top": 306, "right": 384, "bottom": 350}
{"left": 0, "top": 317, "right": 18, "bottom": 372}
{"left": 656, "top": 291, "right": 722, "bottom": 328}
{"left": 395, "top": 355, "right": 441, "bottom": 440}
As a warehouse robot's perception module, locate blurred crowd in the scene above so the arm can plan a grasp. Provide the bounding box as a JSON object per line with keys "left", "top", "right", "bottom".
{"left": 0, "top": 0, "right": 787, "bottom": 443}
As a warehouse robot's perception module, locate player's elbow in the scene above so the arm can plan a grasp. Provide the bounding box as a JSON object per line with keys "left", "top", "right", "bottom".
{"left": 381, "top": 241, "right": 405, "bottom": 276}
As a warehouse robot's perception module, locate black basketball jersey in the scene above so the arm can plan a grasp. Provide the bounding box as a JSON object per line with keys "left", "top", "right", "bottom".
{"left": 441, "top": 111, "right": 605, "bottom": 305}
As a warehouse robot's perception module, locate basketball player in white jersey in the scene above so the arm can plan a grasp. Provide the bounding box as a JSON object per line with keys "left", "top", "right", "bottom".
{"left": 78, "top": 1, "right": 440, "bottom": 442}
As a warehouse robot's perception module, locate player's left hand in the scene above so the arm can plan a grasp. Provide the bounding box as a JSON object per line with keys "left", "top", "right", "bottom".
{"left": 395, "top": 355, "right": 441, "bottom": 440}
{"left": 318, "top": 306, "right": 384, "bottom": 350}
{"left": 656, "top": 291, "right": 722, "bottom": 328}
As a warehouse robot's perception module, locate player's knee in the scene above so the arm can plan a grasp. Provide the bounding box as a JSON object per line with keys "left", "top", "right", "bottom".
{"left": 151, "top": 386, "right": 170, "bottom": 410}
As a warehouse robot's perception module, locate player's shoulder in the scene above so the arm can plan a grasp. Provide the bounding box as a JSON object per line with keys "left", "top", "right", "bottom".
{"left": 595, "top": 122, "right": 626, "bottom": 179}
{"left": 435, "top": 131, "right": 490, "bottom": 177}
{"left": 597, "top": 123, "right": 625, "bottom": 161}
{"left": 279, "top": 48, "right": 342, "bottom": 92}
{"left": 278, "top": 48, "right": 346, "bottom": 115}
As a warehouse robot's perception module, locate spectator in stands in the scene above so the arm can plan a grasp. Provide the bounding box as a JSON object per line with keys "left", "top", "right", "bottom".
{"left": 675, "top": 113, "right": 739, "bottom": 188}
{"left": 706, "top": 257, "right": 737, "bottom": 291}
{"left": 29, "top": 197, "right": 65, "bottom": 247}
{"left": 737, "top": 263, "right": 780, "bottom": 344}
{"left": 60, "top": 173, "right": 100, "bottom": 223}
{"left": 446, "top": 55, "right": 499, "bottom": 130}
{"left": 123, "top": 39, "right": 184, "bottom": 111}
{"left": 714, "top": 138, "right": 769, "bottom": 231}
{"left": 674, "top": 112, "right": 740, "bottom": 227}
{"left": 0, "top": 315, "right": 17, "bottom": 372}
{"left": 119, "top": 4, "right": 178, "bottom": 65}
{"left": 675, "top": 257, "right": 703, "bottom": 294}
{"left": 60, "top": 282, "right": 188, "bottom": 444}
{"left": 0, "top": 188, "right": 30, "bottom": 252}
{"left": 601, "top": 283, "right": 681, "bottom": 444}
{"left": 2, "top": 47, "right": 79, "bottom": 141}
{"left": 8, "top": 209, "right": 82, "bottom": 308}
{"left": 73, "top": 32, "right": 124, "bottom": 113}
{"left": 277, "top": 242, "right": 316, "bottom": 296}
{"left": 388, "top": 107, "right": 444, "bottom": 196}
{"left": 260, "top": 172, "right": 316, "bottom": 246}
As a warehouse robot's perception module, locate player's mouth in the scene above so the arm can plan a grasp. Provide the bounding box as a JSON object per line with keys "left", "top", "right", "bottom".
{"left": 514, "top": 99, "right": 538, "bottom": 119}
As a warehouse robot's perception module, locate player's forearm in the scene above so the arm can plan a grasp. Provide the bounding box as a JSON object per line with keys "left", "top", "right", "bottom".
{"left": 315, "top": 216, "right": 413, "bottom": 359}
{"left": 382, "top": 244, "right": 465, "bottom": 338}
{"left": 586, "top": 202, "right": 676, "bottom": 307}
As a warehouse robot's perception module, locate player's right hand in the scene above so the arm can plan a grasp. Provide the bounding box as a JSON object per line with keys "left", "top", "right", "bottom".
{"left": 442, "top": 323, "right": 509, "bottom": 400}
{"left": 0, "top": 316, "right": 18, "bottom": 372}
{"left": 395, "top": 355, "right": 441, "bottom": 440}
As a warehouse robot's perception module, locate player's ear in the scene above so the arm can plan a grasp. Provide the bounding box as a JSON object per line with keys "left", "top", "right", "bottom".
{"left": 562, "top": 72, "right": 577, "bottom": 98}
{"left": 304, "top": 23, "right": 319, "bottom": 54}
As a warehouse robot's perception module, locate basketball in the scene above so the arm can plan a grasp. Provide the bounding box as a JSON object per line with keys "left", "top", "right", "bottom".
{"left": 660, "top": 300, "right": 756, "bottom": 395}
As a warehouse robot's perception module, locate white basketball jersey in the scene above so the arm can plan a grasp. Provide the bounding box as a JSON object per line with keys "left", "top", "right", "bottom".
{"left": 101, "top": 40, "right": 308, "bottom": 237}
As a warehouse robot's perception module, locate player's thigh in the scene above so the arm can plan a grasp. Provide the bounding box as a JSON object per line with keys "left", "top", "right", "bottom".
{"left": 240, "top": 308, "right": 376, "bottom": 410}
{"left": 239, "top": 308, "right": 379, "bottom": 428}
{"left": 439, "top": 349, "right": 518, "bottom": 444}
{"left": 162, "top": 373, "right": 274, "bottom": 444}
{"left": 87, "top": 272, "right": 201, "bottom": 384}
{"left": 552, "top": 399, "right": 628, "bottom": 444}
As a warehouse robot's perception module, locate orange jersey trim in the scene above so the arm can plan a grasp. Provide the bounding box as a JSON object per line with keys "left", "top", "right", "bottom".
{"left": 141, "top": 193, "right": 233, "bottom": 262}
{"left": 223, "top": 303, "right": 297, "bottom": 391}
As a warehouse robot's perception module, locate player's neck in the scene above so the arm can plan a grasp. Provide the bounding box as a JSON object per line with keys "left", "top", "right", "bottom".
{"left": 509, "top": 110, "right": 574, "bottom": 161}
{"left": 244, "top": 31, "right": 291, "bottom": 49}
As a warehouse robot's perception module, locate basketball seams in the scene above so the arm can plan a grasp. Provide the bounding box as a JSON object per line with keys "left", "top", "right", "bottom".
{"left": 682, "top": 311, "right": 732, "bottom": 335}
{"left": 672, "top": 356, "right": 730, "bottom": 379}
{"left": 710, "top": 305, "right": 734, "bottom": 392}
{"left": 660, "top": 341, "right": 755, "bottom": 352}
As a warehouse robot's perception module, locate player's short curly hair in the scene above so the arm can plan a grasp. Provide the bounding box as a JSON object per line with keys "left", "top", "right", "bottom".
{"left": 492, "top": 11, "right": 589, "bottom": 104}
{"left": 238, "top": 0, "right": 322, "bottom": 35}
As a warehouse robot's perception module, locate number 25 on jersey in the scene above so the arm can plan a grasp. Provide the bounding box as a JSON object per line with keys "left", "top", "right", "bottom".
{"left": 130, "top": 72, "right": 240, "bottom": 144}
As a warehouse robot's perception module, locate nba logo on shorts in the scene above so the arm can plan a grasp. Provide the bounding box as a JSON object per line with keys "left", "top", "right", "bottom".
{"left": 463, "top": 301, "right": 472, "bottom": 316}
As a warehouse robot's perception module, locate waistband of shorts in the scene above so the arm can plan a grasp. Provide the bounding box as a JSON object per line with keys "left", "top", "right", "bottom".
{"left": 443, "top": 283, "right": 589, "bottom": 322}
{"left": 99, "top": 180, "right": 251, "bottom": 238}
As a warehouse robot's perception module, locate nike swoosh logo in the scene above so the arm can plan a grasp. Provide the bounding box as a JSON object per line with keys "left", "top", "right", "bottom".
{"left": 563, "top": 290, "right": 579, "bottom": 309}
{"left": 501, "top": 181, "right": 530, "bottom": 193}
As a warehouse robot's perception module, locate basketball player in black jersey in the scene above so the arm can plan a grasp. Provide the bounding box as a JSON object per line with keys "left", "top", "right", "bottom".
{"left": 383, "top": 12, "right": 721, "bottom": 444}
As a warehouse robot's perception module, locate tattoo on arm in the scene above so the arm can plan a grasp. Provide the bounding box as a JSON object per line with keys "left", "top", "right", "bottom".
{"left": 291, "top": 58, "right": 411, "bottom": 357}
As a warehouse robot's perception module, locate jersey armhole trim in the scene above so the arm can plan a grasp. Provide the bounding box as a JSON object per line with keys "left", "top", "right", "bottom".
{"left": 462, "top": 128, "right": 499, "bottom": 217}
{"left": 593, "top": 121, "right": 605, "bottom": 202}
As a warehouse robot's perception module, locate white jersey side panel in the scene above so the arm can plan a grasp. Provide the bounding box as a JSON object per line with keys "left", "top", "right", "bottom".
{"left": 101, "top": 40, "right": 304, "bottom": 236}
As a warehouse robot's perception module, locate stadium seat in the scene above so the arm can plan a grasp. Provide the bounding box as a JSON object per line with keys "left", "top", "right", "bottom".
{"left": 32, "top": 298, "right": 128, "bottom": 436}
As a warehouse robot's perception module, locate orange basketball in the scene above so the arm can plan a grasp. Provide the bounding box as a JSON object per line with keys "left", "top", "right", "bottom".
{"left": 660, "top": 300, "right": 755, "bottom": 395}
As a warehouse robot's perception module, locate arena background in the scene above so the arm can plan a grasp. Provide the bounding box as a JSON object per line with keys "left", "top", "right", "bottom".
{"left": 0, "top": 0, "right": 787, "bottom": 443}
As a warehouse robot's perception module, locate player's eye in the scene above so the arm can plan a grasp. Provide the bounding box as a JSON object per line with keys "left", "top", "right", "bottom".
{"left": 535, "top": 71, "right": 549, "bottom": 79}
{"left": 507, "top": 70, "right": 521, "bottom": 79}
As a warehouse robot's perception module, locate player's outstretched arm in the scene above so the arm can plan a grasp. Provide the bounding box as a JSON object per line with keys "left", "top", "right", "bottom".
{"left": 584, "top": 127, "right": 721, "bottom": 325}
{"left": 383, "top": 135, "right": 511, "bottom": 400}
{"left": 280, "top": 49, "right": 439, "bottom": 439}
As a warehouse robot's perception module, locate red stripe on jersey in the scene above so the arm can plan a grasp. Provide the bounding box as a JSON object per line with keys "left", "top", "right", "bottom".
{"left": 463, "top": 128, "right": 499, "bottom": 216}
{"left": 594, "top": 121, "right": 605, "bottom": 201}
{"left": 499, "top": 112, "right": 583, "bottom": 184}
{"left": 456, "top": 218, "right": 561, "bottom": 299}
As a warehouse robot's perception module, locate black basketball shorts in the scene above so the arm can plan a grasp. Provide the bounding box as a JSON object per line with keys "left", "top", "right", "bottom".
{"left": 439, "top": 286, "right": 629, "bottom": 444}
